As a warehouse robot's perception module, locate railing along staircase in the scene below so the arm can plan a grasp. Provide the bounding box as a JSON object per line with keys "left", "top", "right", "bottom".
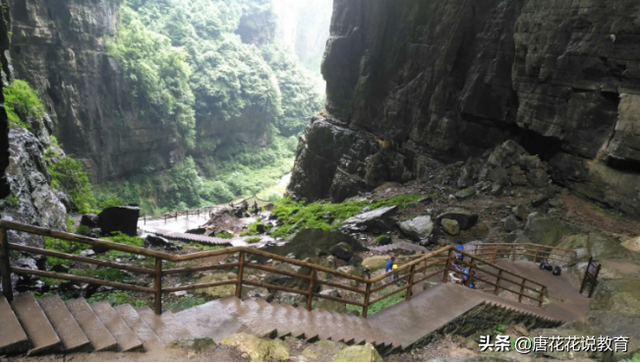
{"left": 0, "top": 220, "right": 576, "bottom": 356}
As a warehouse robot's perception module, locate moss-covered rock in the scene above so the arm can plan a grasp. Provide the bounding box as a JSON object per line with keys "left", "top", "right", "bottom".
{"left": 194, "top": 273, "right": 236, "bottom": 298}
{"left": 523, "top": 213, "right": 571, "bottom": 246}
{"left": 332, "top": 343, "right": 383, "bottom": 362}
{"left": 169, "top": 337, "right": 216, "bottom": 353}
{"left": 315, "top": 339, "right": 347, "bottom": 354}
{"left": 590, "top": 279, "right": 640, "bottom": 316}
{"left": 302, "top": 346, "right": 320, "bottom": 358}
{"left": 220, "top": 333, "right": 289, "bottom": 361}
{"left": 362, "top": 256, "right": 390, "bottom": 271}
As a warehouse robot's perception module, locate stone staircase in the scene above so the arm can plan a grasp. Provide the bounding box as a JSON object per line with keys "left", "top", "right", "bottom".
{"left": 1, "top": 281, "right": 568, "bottom": 357}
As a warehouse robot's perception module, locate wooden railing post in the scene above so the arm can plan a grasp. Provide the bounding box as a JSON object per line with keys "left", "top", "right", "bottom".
{"left": 492, "top": 247, "right": 497, "bottom": 264}
{"left": 465, "top": 257, "right": 476, "bottom": 288}
{"left": 186, "top": 210, "right": 189, "bottom": 219}
{"left": 164, "top": 215, "right": 167, "bottom": 224}
{"left": 0, "top": 228, "right": 13, "bottom": 302}
{"left": 235, "top": 252, "right": 245, "bottom": 298}
{"left": 533, "top": 246, "right": 540, "bottom": 263}
{"left": 362, "top": 282, "right": 371, "bottom": 318}
{"left": 511, "top": 244, "right": 516, "bottom": 261}
{"left": 539, "top": 286, "right": 547, "bottom": 307}
{"left": 175, "top": 212, "right": 178, "bottom": 221}
{"left": 442, "top": 249, "right": 453, "bottom": 283}
{"left": 306, "top": 268, "right": 315, "bottom": 311}
{"left": 406, "top": 265, "right": 416, "bottom": 301}
{"left": 154, "top": 258, "right": 163, "bottom": 315}
{"left": 494, "top": 270, "right": 503, "bottom": 295}
{"left": 518, "top": 278, "right": 526, "bottom": 303}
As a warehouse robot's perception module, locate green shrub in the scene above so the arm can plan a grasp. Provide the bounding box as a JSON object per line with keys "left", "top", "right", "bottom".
{"left": 3, "top": 80, "right": 45, "bottom": 129}
{"left": 44, "top": 236, "right": 91, "bottom": 266}
{"left": 49, "top": 157, "right": 97, "bottom": 213}
{"left": 623, "top": 353, "right": 640, "bottom": 362}
{"left": 218, "top": 232, "right": 233, "bottom": 239}
{"left": 5, "top": 192, "right": 20, "bottom": 208}
{"left": 76, "top": 225, "right": 91, "bottom": 236}
{"left": 374, "top": 234, "right": 390, "bottom": 244}
{"left": 245, "top": 237, "right": 261, "bottom": 243}
{"left": 165, "top": 296, "right": 206, "bottom": 312}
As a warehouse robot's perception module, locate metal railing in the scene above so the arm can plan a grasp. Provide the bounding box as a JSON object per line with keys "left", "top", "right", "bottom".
{"left": 466, "top": 243, "right": 577, "bottom": 264}
{"left": 0, "top": 220, "right": 562, "bottom": 318}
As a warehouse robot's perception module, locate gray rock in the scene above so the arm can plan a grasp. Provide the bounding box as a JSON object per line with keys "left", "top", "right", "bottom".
{"left": 454, "top": 186, "right": 476, "bottom": 200}
{"left": 441, "top": 218, "right": 460, "bottom": 236}
{"left": 503, "top": 216, "right": 518, "bottom": 233}
{"left": 436, "top": 208, "right": 478, "bottom": 230}
{"left": 79, "top": 249, "right": 95, "bottom": 257}
{"left": 331, "top": 242, "right": 354, "bottom": 261}
{"left": 342, "top": 205, "right": 398, "bottom": 233}
{"left": 98, "top": 206, "right": 140, "bottom": 236}
{"left": 512, "top": 204, "right": 528, "bottom": 221}
{"left": 262, "top": 228, "right": 366, "bottom": 262}
{"left": 490, "top": 183, "right": 503, "bottom": 196}
{"left": 80, "top": 214, "right": 99, "bottom": 228}
{"left": 523, "top": 213, "right": 571, "bottom": 246}
{"left": 398, "top": 215, "right": 434, "bottom": 241}
{"left": 548, "top": 198, "right": 565, "bottom": 208}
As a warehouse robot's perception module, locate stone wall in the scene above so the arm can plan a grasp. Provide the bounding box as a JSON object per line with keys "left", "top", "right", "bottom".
{"left": 288, "top": 0, "right": 640, "bottom": 217}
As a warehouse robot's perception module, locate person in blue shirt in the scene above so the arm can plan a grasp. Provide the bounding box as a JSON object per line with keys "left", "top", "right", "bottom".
{"left": 385, "top": 256, "right": 396, "bottom": 273}
{"left": 454, "top": 244, "right": 464, "bottom": 261}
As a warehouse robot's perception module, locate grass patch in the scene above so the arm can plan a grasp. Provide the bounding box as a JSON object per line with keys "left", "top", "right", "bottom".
{"left": 623, "top": 353, "right": 640, "bottom": 362}
{"left": 217, "top": 232, "right": 233, "bottom": 239}
{"left": 102, "top": 232, "right": 145, "bottom": 259}
{"left": 44, "top": 236, "right": 91, "bottom": 266}
{"left": 346, "top": 287, "right": 406, "bottom": 316}
{"left": 270, "top": 194, "right": 423, "bottom": 238}
{"left": 592, "top": 204, "right": 624, "bottom": 221}
{"left": 86, "top": 290, "right": 147, "bottom": 309}
{"left": 183, "top": 242, "right": 224, "bottom": 251}
{"left": 245, "top": 237, "right": 261, "bottom": 243}
{"left": 165, "top": 296, "right": 207, "bottom": 312}
{"left": 374, "top": 234, "right": 390, "bottom": 244}
{"left": 69, "top": 267, "right": 133, "bottom": 283}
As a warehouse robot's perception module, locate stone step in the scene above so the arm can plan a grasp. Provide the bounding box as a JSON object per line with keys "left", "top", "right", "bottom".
{"left": 11, "top": 293, "right": 62, "bottom": 356}
{"left": 114, "top": 304, "right": 164, "bottom": 352}
{"left": 91, "top": 302, "right": 143, "bottom": 352}
{"left": 38, "top": 295, "right": 91, "bottom": 353}
{"left": 0, "top": 292, "right": 29, "bottom": 355}
{"left": 66, "top": 299, "right": 117, "bottom": 352}
{"left": 137, "top": 307, "right": 178, "bottom": 345}
{"left": 174, "top": 299, "right": 243, "bottom": 344}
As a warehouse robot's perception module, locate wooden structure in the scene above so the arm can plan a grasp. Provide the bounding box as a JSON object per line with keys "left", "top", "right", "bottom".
{"left": 579, "top": 256, "right": 601, "bottom": 298}
{"left": 0, "top": 220, "right": 565, "bottom": 318}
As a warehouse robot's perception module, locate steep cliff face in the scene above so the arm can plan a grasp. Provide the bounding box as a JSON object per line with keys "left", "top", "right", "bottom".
{"left": 9, "top": 0, "right": 184, "bottom": 182}
{"left": 289, "top": 0, "right": 640, "bottom": 216}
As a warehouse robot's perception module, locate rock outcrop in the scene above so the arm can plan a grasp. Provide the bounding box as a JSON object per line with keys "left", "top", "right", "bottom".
{"left": 8, "top": 0, "right": 184, "bottom": 182}
{"left": 288, "top": 0, "right": 640, "bottom": 217}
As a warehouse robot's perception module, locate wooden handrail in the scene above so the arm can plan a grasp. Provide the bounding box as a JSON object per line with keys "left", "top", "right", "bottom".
{"left": 0, "top": 220, "right": 555, "bottom": 317}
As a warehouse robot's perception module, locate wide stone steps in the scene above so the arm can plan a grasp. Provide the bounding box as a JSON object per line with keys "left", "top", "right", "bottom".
{"left": 0, "top": 292, "right": 196, "bottom": 356}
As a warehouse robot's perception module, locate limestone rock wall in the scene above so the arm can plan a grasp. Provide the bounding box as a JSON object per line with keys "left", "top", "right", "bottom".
{"left": 288, "top": 0, "right": 640, "bottom": 217}
{"left": 8, "top": 0, "right": 183, "bottom": 182}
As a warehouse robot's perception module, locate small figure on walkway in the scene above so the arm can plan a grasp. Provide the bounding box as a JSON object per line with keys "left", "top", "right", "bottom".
{"left": 241, "top": 200, "right": 248, "bottom": 211}
{"left": 253, "top": 201, "right": 259, "bottom": 215}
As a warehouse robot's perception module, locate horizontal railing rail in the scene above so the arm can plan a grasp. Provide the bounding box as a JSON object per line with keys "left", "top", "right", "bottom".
{"left": 0, "top": 220, "right": 562, "bottom": 318}
{"left": 466, "top": 243, "right": 577, "bottom": 264}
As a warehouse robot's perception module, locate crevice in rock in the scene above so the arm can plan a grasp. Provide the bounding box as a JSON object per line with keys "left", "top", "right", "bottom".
{"left": 606, "top": 157, "right": 640, "bottom": 175}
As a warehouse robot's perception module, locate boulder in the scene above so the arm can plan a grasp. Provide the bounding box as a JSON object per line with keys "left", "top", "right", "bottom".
{"left": 436, "top": 208, "right": 478, "bottom": 230}
{"left": 362, "top": 256, "right": 390, "bottom": 271}
{"left": 502, "top": 216, "right": 518, "bottom": 233}
{"left": 512, "top": 204, "right": 528, "bottom": 221}
{"left": 265, "top": 263, "right": 321, "bottom": 293}
{"left": 398, "top": 215, "right": 434, "bottom": 241}
{"left": 331, "top": 242, "right": 354, "bottom": 261}
{"left": 341, "top": 206, "right": 398, "bottom": 233}
{"left": 194, "top": 273, "right": 236, "bottom": 299}
{"left": 347, "top": 254, "right": 363, "bottom": 267}
{"left": 332, "top": 343, "right": 383, "bottom": 362}
{"left": 374, "top": 234, "right": 391, "bottom": 245}
{"left": 255, "top": 223, "right": 266, "bottom": 234}
{"left": 185, "top": 228, "right": 206, "bottom": 235}
{"left": 80, "top": 214, "right": 99, "bottom": 228}
{"left": 97, "top": 206, "right": 140, "bottom": 236}
{"left": 523, "top": 213, "right": 571, "bottom": 246}
{"left": 454, "top": 186, "right": 476, "bottom": 200}
{"left": 337, "top": 265, "right": 362, "bottom": 278}
{"left": 530, "top": 193, "right": 551, "bottom": 208}
{"left": 316, "top": 340, "right": 347, "bottom": 355}
{"left": 169, "top": 337, "right": 216, "bottom": 353}
{"left": 318, "top": 298, "right": 346, "bottom": 313}
{"left": 220, "top": 333, "right": 289, "bottom": 361}
{"left": 261, "top": 228, "right": 366, "bottom": 261}
{"left": 622, "top": 236, "right": 640, "bottom": 253}
{"left": 145, "top": 235, "right": 172, "bottom": 249}
{"left": 441, "top": 218, "right": 460, "bottom": 236}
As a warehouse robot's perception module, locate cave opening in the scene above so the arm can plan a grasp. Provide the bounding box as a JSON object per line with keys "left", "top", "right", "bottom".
{"left": 515, "top": 129, "right": 564, "bottom": 162}
{"left": 607, "top": 157, "right": 640, "bottom": 174}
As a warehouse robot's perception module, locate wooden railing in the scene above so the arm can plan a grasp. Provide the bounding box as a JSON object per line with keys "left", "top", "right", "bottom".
{"left": 466, "top": 243, "right": 577, "bottom": 264}
{"left": 0, "top": 220, "right": 554, "bottom": 318}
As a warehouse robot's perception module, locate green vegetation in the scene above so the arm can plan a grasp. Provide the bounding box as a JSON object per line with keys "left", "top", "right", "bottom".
{"left": 270, "top": 194, "right": 423, "bottom": 237}
{"left": 165, "top": 296, "right": 207, "bottom": 312}
{"left": 103, "top": 232, "right": 145, "bottom": 259}
{"left": 592, "top": 204, "right": 624, "bottom": 221}
{"left": 492, "top": 323, "right": 507, "bottom": 335}
{"left": 184, "top": 242, "right": 224, "bottom": 252}
{"left": 48, "top": 157, "right": 97, "bottom": 213}
{"left": 44, "top": 236, "right": 91, "bottom": 266}
{"left": 623, "top": 352, "right": 640, "bottom": 362}
{"left": 245, "top": 237, "right": 261, "bottom": 243}
{"left": 374, "top": 234, "right": 390, "bottom": 244}
{"left": 346, "top": 288, "right": 406, "bottom": 316}
{"left": 218, "top": 232, "right": 234, "bottom": 239}
{"left": 86, "top": 290, "right": 148, "bottom": 309}
{"left": 5, "top": 192, "right": 20, "bottom": 208}
{"left": 3, "top": 80, "right": 45, "bottom": 129}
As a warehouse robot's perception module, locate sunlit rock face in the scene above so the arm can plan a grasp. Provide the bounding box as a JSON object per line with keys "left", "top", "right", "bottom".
{"left": 8, "top": 0, "right": 184, "bottom": 182}
{"left": 289, "top": 0, "right": 640, "bottom": 216}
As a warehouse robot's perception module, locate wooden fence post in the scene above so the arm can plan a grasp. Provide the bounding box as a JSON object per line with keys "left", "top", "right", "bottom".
{"left": 406, "top": 265, "right": 416, "bottom": 301}
{"left": 494, "top": 270, "right": 503, "bottom": 295}
{"left": 306, "top": 268, "right": 315, "bottom": 311}
{"left": 362, "top": 282, "right": 371, "bottom": 318}
{"left": 154, "top": 258, "right": 163, "bottom": 315}
{"left": 442, "top": 249, "right": 453, "bottom": 283}
{"left": 235, "top": 252, "right": 245, "bottom": 298}
{"left": 518, "top": 278, "right": 526, "bottom": 303}
{"left": 533, "top": 246, "right": 540, "bottom": 263}
{"left": 492, "top": 247, "right": 497, "bottom": 264}
{"left": 511, "top": 244, "right": 516, "bottom": 261}
{"left": 0, "top": 228, "right": 13, "bottom": 302}
{"left": 465, "top": 258, "right": 476, "bottom": 288}
{"left": 175, "top": 212, "right": 178, "bottom": 221}
{"left": 539, "top": 286, "right": 547, "bottom": 307}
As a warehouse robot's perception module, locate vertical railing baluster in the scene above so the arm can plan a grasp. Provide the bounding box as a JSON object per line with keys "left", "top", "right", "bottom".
{"left": 406, "top": 264, "right": 416, "bottom": 301}
{"left": 236, "top": 252, "right": 245, "bottom": 298}
{"left": 0, "top": 227, "right": 13, "bottom": 302}
{"left": 494, "top": 270, "right": 503, "bottom": 295}
{"left": 443, "top": 249, "right": 453, "bottom": 283}
{"left": 465, "top": 257, "right": 476, "bottom": 288}
{"left": 362, "top": 282, "right": 371, "bottom": 318}
{"left": 511, "top": 244, "right": 516, "bottom": 261}
{"left": 306, "top": 268, "right": 315, "bottom": 311}
{"left": 154, "top": 258, "right": 163, "bottom": 315}
{"left": 518, "top": 278, "right": 526, "bottom": 303}
{"left": 539, "top": 286, "right": 547, "bottom": 307}
{"left": 533, "top": 246, "right": 540, "bottom": 263}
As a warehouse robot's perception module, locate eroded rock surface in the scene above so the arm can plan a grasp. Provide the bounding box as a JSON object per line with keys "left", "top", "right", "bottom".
{"left": 288, "top": 0, "right": 640, "bottom": 217}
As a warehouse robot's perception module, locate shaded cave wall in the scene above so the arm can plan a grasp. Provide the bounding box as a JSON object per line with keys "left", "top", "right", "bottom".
{"left": 288, "top": 0, "right": 640, "bottom": 216}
